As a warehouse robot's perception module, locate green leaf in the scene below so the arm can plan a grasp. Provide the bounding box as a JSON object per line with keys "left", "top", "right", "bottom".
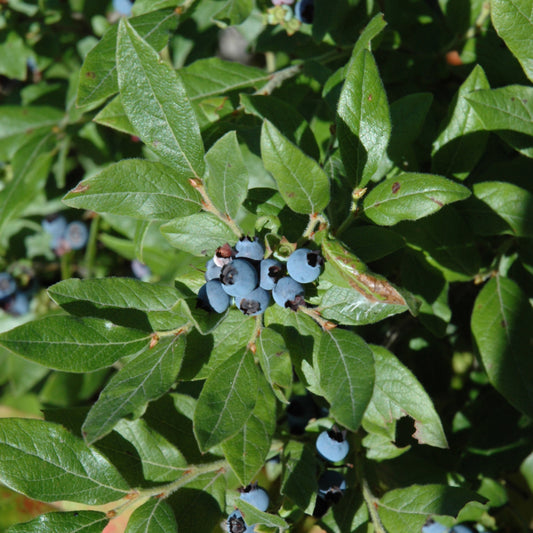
{"left": 93, "top": 96, "right": 135, "bottom": 135}
{"left": 256, "top": 327, "right": 293, "bottom": 402}
{"left": 318, "top": 283, "right": 408, "bottom": 325}
{"left": 471, "top": 276, "right": 533, "bottom": 419}
{"left": 316, "top": 329, "right": 375, "bottom": 431}
{"left": 205, "top": 131, "right": 249, "bottom": 219}
{"left": 0, "top": 31, "right": 27, "bottom": 80}
{"left": 378, "top": 484, "right": 486, "bottom": 533}
{"left": 0, "top": 419, "right": 129, "bottom": 504}
{"left": 77, "top": 9, "right": 179, "bottom": 107}
{"left": 432, "top": 65, "right": 490, "bottom": 180}
{"left": 0, "top": 106, "right": 63, "bottom": 140}
{"left": 116, "top": 18, "right": 205, "bottom": 177}
{"left": 319, "top": 235, "right": 412, "bottom": 308}
{"left": 125, "top": 498, "right": 177, "bottom": 533}
{"left": 0, "top": 131, "right": 55, "bottom": 238}
{"left": 0, "top": 316, "right": 150, "bottom": 372}
{"left": 161, "top": 212, "right": 238, "bottom": 256}
{"left": 83, "top": 336, "right": 185, "bottom": 444}
{"left": 115, "top": 419, "right": 187, "bottom": 482}
{"left": 221, "top": 375, "right": 276, "bottom": 485}
{"left": 241, "top": 94, "right": 320, "bottom": 160}
{"left": 181, "top": 58, "right": 269, "bottom": 100}
{"left": 466, "top": 85, "right": 533, "bottom": 136}
{"left": 212, "top": 0, "right": 253, "bottom": 26}
{"left": 363, "top": 173, "right": 471, "bottom": 225}
{"left": 236, "top": 499, "right": 289, "bottom": 529}
{"left": 363, "top": 345, "right": 448, "bottom": 448}
{"left": 337, "top": 49, "right": 391, "bottom": 187}
{"left": 473, "top": 181, "right": 533, "bottom": 237}
{"left": 491, "top": 0, "right": 533, "bottom": 83}
{"left": 194, "top": 349, "right": 257, "bottom": 452}
{"left": 132, "top": 0, "right": 196, "bottom": 15}
{"left": 63, "top": 159, "right": 201, "bottom": 220}
{"left": 280, "top": 441, "right": 318, "bottom": 512}
{"left": 340, "top": 226, "right": 405, "bottom": 263}
{"left": 261, "top": 120, "right": 330, "bottom": 214}
{"left": 6, "top": 511, "right": 108, "bottom": 533}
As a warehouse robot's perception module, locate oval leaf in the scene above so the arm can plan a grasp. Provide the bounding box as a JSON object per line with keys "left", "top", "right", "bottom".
{"left": 317, "top": 329, "right": 375, "bottom": 431}
{"left": 363, "top": 173, "right": 471, "bottom": 225}
{"left": 117, "top": 19, "right": 205, "bottom": 177}
{"left": 6, "top": 511, "right": 107, "bottom": 533}
{"left": 125, "top": 498, "right": 177, "bottom": 533}
{"left": 63, "top": 160, "right": 201, "bottom": 220}
{"left": 0, "top": 419, "right": 129, "bottom": 504}
{"left": 0, "top": 316, "right": 150, "bottom": 372}
{"left": 471, "top": 276, "right": 533, "bottom": 419}
{"left": 194, "top": 349, "right": 257, "bottom": 452}
{"left": 261, "top": 120, "right": 330, "bottom": 214}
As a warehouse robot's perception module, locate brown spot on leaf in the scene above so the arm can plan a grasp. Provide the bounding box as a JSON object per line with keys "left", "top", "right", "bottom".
{"left": 85, "top": 71, "right": 96, "bottom": 79}
{"left": 287, "top": 192, "right": 295, "bottom": 198}
{"left": 367, "top": 94, "right": 373, "bottom": 102}
{"left": 430, "top": 197, "right": 443, "bottom": 207}
{"left": 501, "top": 319, "right": 507, "bottom": 328}
{"left": 71, "top": 183, "right": 90, "bottom": 194}
{"left": 392, "top": 182, "right": 401, "bottom": 194}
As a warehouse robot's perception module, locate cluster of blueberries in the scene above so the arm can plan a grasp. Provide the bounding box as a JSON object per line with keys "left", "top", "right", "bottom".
{"left": 41, "top": 215, "right": 88, "bottom": 255}
{"left": 0, "top": 272, "right": 30, "bottom": 316}
{"left": 227, "top": 483, "right": 270, "bottom": 532}
{"left": 313, "top": 426, "right": 350, "bottom": 518}
{"left": 423, "top": 520, "right": 477, "bottom": 533}
{"left": 271, "top": 0, "right": 314, "bottom": 24}
{"left": 198, "top": 237, "right": 323, "bottom": 317}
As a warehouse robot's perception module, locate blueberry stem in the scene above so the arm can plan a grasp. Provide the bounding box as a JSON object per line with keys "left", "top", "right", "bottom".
{"left": 302, "top": 213, "right": 328, "bottom": 241}
{"left": 189, "top": 178, "right": 242, "bottom": 237}
{"left": 298, "top": 306, "right": 336, "bottom": 331}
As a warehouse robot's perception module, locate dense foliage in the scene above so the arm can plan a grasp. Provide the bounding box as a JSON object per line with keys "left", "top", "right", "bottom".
{"left": 0, "top": 0, "right": 533, "bottom": 532}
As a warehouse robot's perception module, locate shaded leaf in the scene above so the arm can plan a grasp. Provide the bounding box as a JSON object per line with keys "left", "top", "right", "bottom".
{"left": 125, "top": 498, "right": 177, "bottom": 533}
{"left": 83, "top": 336, "right": 185, "bottom": 444}
{"left": 6, "top": 511, "right": 107, "bottom": 533}
{"left": 237, "top": 499, "right": 289, "bottom": 529}
{"left": 471, "top": 276, "right": 533, "bottom": 419}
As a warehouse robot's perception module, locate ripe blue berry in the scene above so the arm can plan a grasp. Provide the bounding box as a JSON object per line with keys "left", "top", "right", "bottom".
{"left": 235, "top": 236, "right": 264, "bottom": 262}
{"left": 6, "top": 292, "right": 29, "bottom": 316}
{"left": 422, "top": 521, "right": 448, "bottom": 533}
{"left": 295, "top": 0, "right": 314, "bottom": 23}
{"left": 131, "top": 260, "right": 151, "bottom": 280}
{"left": 42, "top": 215, "right": 67, "bottom": 250}
{"left": 64, "top": 221, "right": 88, "bottom": 250}
{"left": 113, "top": 0, "right": 133, "bottom": 16}
{"left": 450, "top": 526, "right": 475, "bottom": 533}
{"left": 287, "top": 248, "right": 323, "bottom": 283}
{"left": 227, "top": 510, "right": 254, "bottom": 533}
{"left": 259, "top": 258, "right": 283, "bottom": 290}
{"left": 272, "top": 276, "right": 304, "bottom": 309}
{"left": 205, "top": 258, "right": 222, "bottom": 281}
{"left": 239, "top": 484, "right": 269, "bottom": 512}
{"left": 0, "top": 273, "right": 16, "bottom": 302}
{"left": 220, "top": 259, "right": 258, "bottom": 297}
{"left": 316, "top": 427, "right": 349, "bottom": 462}
{"left": 198, "top": 280, "right": 231, "bottom": 313}
{"left": 318, "top": 470, "right": 346, "bottom": 498}
{"left": 235, "top": 287, "right": 270, "bottom": 316}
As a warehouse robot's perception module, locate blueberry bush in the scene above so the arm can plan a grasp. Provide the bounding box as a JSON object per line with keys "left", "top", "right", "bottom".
{"left": 0, "top": 0, "right": 533, "bottom": 532}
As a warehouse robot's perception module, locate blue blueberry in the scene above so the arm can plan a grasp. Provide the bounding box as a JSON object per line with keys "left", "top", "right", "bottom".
{"left": 287, "top": 248, "right": 323, "bottom": 283}
{"left": 64, "top": 221, "right": 89, "bottom": 250}
{"left": 235, "top": 236, "right": 264, "bottom": 262}
{"left": 259, "top": 258, "right": 283, "bottom": 290}
{"left": 422, "top": 521, "right": 448, "bottom": 533}
{"left": 272, "top": 276, "right": 304, "bottom": 309}
{"left": 198, "top": 280, "right": 231, "bottom": 313}
{"left": 227, "top": 510, "right": 254, "bottom": 533}
{"left": 6, "top": 292, "right": 29, "bottom": 316}
{"left": 235, "top": 287, "right": 270, "bottom": 316}
{"left": 239, "top": 484, "right": 269, "bottom": 512}
{"left": 287, "top": 394, "right": 317, "bottom": 434}
{"left": 450, "top": 526, "right": 475, "bottom": 533}
{"left": 316, "top": 427, "right": 350, "bottom": 462}
{"left": 220, "top": 259, "right": 258, "bottom": 297}
{"left": 0, "top": 273, "right": 16, "bottom": 302}
{"left": 113, "top": 0, "right": 133, "bottom": 16}
{"left": 42, "top": 215, "right": 67, "bottom": 249}
{"left": 205, "top": 258, "right": 222, "bottom": 281}
{"left": 131, "top": 260, "right": 151, "bottom": 280}
{"left": 295, "top": 0, "right": 314, "bottom": 23}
